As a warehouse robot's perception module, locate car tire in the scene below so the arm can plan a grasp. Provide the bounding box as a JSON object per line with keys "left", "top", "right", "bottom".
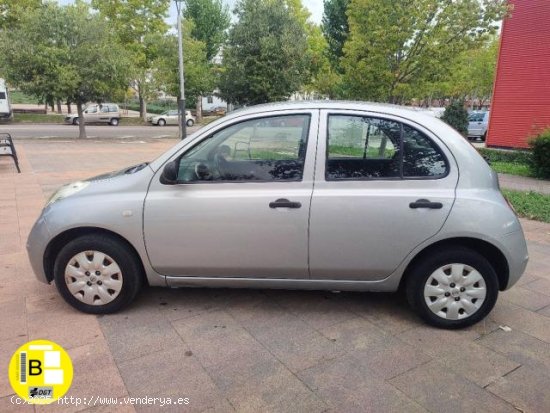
{"left": 73, "top": 118, "right": 79, "bottom": 125}
{"left": 158, "top": 119, "right": 166, "bottom": 126}
{"left": 406, "top": 247, "right": 498, "bottom": 329}
{"left": 110, "top": 118, "right": 119, "bottom": 126}
{"left": 186, "top": 119, "right": 194, "bottom": 127}
{"left": 53, "top": 234, "right": 143, "bottom": 314}
{"left": 481, "top": 132, "right": 487, "bottom": 142}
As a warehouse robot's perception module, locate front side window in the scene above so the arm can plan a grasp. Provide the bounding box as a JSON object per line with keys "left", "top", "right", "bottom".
{"left": 327, "top": 115, "right": 401, "bottom": 179}
{"left": 176, "top": 114, "right": 310, "bottom": 183}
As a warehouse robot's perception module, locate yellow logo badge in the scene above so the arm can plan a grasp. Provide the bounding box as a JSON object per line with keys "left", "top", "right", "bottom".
{"left": 8, "top": 340, "right": 73, "bottom": 404}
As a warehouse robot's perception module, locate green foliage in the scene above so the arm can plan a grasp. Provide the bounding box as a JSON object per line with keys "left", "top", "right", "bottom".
{"left": 322, "top": 0, "right": 349, "bottom": 70}
{"left": 92, "top": 0, "right": 171, "bottom": 118}
{"left": 441, "top": 101, "right": 468, "bottom": 136}
{"left": 502, "top": 190, "right": 550, "bottom": 223}
{"left": 0, "top": 3, "right": 131, "bottom": 137}
{"left": 478, "top": 148, "right": 533, "bottom": 165}
{"left": 9, "top": 90, "right": 37, "bottom": 104}
{"left": 0, "top": 0, "right": 41, "bottom": 29}
{"left": 184, "top": 0, "right": 230, "bottom": 62}
{"left": 12, "top": 113, "right": 65, "bottom": 124}
{"left": 154, "top": 22, "right": 215, "bottom": 103}
{"left": 121, "top": 100, "right": 177, "bottom": 114}
{"left": 529, "top": 129, "right": 550, "bottom": 179}
{"left": 341, "top": 0, "right": 508, "bottom": 103}
{"left": 219, "top": 0, "right": 309, "bottom": 106}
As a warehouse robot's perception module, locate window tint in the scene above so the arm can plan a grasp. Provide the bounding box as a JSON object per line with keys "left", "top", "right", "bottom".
{"left": 402, "top": 125, "right": 447, "bottom": 177}
{"left": 326, "top": 115, "right": 401, "bottom": 180}
{"left": 0, "top": 92, "right": 6, "bottom": 99}
{"left": 177, "top": 115, "right": 310, "bottom": 183}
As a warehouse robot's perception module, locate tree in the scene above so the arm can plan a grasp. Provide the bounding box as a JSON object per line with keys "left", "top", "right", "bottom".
{"left": 184, "top": 0, "right": 230, "bottom": 62}
{"left": 0, "top": 0, "right": 42, "bottom": 29}
{"left": 219, "top": 0, "right": 309, "bottom": 106}
{"left": 322, "top": 0, "right": 349, "bottom": 70}
{"left": 341, "top": 0, "right": 508, "bottom": 103}
{"left": 92, "top": 0, "right": 170, "bottom": 121}
{"left": 155, "top": 21, "right": 216, "bottom": 109}
{"left": 441, "top": 100, "right": 468, "bottom": 136}
{"left": 184, "top": 0, "right": 230, "bottom": 121}
{"left": 0, "top": 3, "right": 130, "bottom": 138}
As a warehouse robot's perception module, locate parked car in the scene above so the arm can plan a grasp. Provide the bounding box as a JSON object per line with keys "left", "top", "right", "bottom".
{"left": 149, "top": 110, "right": 195, "bottom": 126}
{"left": 65, "top": 103, "right": 120, "bottom": 126}
{"left": 27, "top": 101, "right": 528, "bottom": 328}
{"left": 467, "top": 111, "right": 490, "bottom": 141}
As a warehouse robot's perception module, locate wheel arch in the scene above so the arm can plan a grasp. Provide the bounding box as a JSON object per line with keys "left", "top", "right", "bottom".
{"left": 43, "top": 226, "right": 147, "bottom": 285}
{"left": 400, "top": 237, "right": 509, "bottom": 292}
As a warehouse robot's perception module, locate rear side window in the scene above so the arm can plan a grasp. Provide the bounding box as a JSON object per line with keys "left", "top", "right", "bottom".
{"left": 402, "top": 125, "right": 447, "bottom": 177}
{"left": 327, "top": 115, "right": 401, "bottom": 179}
{"left": 0, "top": 92, "right": 6, "bottom": 99}
{"left": 326, "top": 115, "right": 448, "bottom": 180}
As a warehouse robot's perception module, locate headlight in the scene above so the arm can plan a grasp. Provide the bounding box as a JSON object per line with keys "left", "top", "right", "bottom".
{"left": 46, "top": 181, "right": 89, "bottom": 206}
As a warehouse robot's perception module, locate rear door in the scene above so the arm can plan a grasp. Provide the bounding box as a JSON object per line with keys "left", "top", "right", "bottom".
{"left": 309, "top": 110, "right": 458, "bottom": 281}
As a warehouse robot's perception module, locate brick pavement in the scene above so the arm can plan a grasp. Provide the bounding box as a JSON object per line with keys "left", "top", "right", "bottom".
{"left": 1, "top": 138, "right": 549, "bottom": 412}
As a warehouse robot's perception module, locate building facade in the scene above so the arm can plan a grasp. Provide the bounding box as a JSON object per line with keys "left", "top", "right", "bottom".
{"left": 487, "top": 0, "right": 550, "bottom": 149}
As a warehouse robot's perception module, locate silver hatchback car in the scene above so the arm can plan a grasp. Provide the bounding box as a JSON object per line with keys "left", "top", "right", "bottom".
{"left": 27, "top": 101, "right": 528, "bottom": 328}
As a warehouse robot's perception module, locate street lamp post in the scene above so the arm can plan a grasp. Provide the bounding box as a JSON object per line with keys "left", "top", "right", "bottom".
{"left": 175, "top": 0, "right": 186, "bottom": 139}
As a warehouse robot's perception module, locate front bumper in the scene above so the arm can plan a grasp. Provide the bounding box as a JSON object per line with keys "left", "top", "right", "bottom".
{"left": 26, "top": 214, "right": 51, "bottom": 283}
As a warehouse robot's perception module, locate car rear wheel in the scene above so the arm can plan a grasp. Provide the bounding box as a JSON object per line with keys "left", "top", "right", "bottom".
{"left": 72, "top": 118, "right": 79, "bottom": 125}
{"left": 157, "top": 119, "right": 166, "bottom": 126}
{"left": 186, "top": 119, "right": 194, "bottom": 127}
{"left": 406, "top": 247, "right": 498, "bottom": 328}
{"left": 110, "top": 118, "right": 119, "bottom": 126}
{"left": 53, "top": 234, "right": 142, "bottom": 314}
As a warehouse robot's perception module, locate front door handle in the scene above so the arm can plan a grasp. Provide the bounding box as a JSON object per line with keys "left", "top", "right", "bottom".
{"left": 409, "top": 199, "right": 443, "bottom": 209}
{"left": 269, "top": 198, "right": 302, "bottom": 209}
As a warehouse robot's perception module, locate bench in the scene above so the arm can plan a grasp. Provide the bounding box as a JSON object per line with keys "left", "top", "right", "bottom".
{"left": 0, "top": 133, "right": 21, "bottom": 173}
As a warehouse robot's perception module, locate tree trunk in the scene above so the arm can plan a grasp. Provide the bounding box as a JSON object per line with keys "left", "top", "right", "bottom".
{"left": 139, "top": 94, "right": 147, "bottom": 122}
{"left": 195, "top": 96, "right": 202, "bottom": 123}
{"left": 67, "top": 101, "right": 72, "bottom": 114}
{"left": 56, "top": 100, "right": 62, "bottom": 114}
{"left": 77, "top": 102, "right": 86, "bottom": 139}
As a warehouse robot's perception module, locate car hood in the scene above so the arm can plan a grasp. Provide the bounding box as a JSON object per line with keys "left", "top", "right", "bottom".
{"left": 86, "top": 162, "right": 150, "bottom": 182}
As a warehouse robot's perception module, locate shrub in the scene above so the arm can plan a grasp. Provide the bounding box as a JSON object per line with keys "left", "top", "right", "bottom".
{"left": 478, "top": 148, "right": 533, "bottom": 165}
{"left": 529, "top": 129, "right": 550, "bottom": 179}
{"left": 441, "top": 100, "right": 468, "bottom": 136}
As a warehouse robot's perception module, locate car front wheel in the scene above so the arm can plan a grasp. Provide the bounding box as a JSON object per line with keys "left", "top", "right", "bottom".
{"left": 406, "top": 247, "right": 498, "bottom": 329}
{"left": 186, "top": 119, "right": 194, "bottom": 127}
{"left": 53, "top": 234, "right": 142, "bottom": 314}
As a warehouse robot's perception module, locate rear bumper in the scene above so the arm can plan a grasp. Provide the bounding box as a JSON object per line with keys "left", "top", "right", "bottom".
{"left": 500, "top": 229, "right": 529, "bottom": 289}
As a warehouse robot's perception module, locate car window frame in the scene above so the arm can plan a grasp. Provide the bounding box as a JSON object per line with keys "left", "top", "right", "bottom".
{"left": 324, "top": 112, "right": 450, "bottom": 182}
{"left": 171, "top": 112, "right": 313, "bottom": 185}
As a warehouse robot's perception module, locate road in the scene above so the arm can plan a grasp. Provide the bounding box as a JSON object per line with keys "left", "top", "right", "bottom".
{"left": 0, "top": 123, "right": 200, "bottom": 139}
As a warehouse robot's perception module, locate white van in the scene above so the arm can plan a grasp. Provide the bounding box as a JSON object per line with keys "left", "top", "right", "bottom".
{"left": 0, "top": 79, "right": 13, "bottom": 120}
{"left": 65, "top": 103, "right": 120, "bottom": 126}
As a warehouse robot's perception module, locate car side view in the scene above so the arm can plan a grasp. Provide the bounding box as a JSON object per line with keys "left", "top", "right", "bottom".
{"left": 27, "top": 101, "right": 528, "bottom": 328}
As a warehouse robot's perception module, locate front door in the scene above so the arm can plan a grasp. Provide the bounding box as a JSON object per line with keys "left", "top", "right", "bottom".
{"left": 309, "top": 110, "right": 458, "bottom": 281}
{"left": 144, "top": 111, "right": 318, "bottom": 278}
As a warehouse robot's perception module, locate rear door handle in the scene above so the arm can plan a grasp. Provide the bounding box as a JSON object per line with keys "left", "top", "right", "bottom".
{"left": 409, "top": 199, "right": 443, "bottom": 209}
{"left": 269, "top": 198, "right": 302, "bottom": 209}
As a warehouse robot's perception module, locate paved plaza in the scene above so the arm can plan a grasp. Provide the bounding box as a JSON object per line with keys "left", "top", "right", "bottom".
{"left": 1, "top": 138, "right": 549, "bottom": 412}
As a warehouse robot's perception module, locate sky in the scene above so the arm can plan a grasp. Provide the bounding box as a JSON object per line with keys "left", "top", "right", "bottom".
{"left": 58, "top": 0, "right": 325, "bottom": 25}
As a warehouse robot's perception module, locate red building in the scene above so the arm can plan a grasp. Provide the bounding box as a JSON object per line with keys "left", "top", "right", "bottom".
{"left": 487, "top": 0, "right": 550, "bottom": 149}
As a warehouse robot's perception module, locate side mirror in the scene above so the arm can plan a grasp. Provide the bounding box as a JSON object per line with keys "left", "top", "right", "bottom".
{"left": 160, "top": 160, "right": 178, "bottom": 185}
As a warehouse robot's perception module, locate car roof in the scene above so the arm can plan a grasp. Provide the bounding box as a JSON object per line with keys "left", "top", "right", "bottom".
{"left": 225, "top": 100, "right": 444, "bottom": 131}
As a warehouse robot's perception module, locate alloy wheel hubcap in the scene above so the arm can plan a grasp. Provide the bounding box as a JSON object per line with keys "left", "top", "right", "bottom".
{"left": 423, "top": 263, "right": 486, "bottom": 320}
{"left": 64, "top": 250, "right": 123, "bottom": 306}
